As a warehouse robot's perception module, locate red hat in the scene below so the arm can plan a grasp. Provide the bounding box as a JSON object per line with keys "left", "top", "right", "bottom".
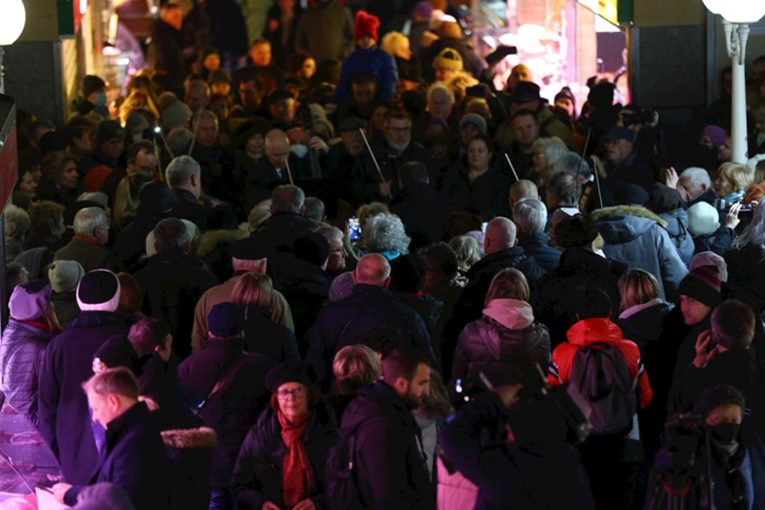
{"left": 355, "top": 10, "right": 380, "bottom": 42}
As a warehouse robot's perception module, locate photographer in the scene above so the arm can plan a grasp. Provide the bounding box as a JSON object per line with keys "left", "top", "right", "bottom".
{"left": 617, "top": 104, "right": 671, "bottom": 172}
{"left": 439, "top": 364, "right": 593, "bottom": 509}
{"left": 645, "top": 384, "right": 752, "bottom": 510}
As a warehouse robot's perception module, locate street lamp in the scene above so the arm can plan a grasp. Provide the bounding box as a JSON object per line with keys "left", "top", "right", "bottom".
{"left": 703, "top": 0, "right": 765, "bottom": 164}
{"left": 0, "top": 0, "right": 27, "bottom": 94}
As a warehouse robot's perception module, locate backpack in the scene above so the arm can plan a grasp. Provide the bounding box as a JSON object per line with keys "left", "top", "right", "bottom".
{"left": 569, "top": 342, "right": 637, "bottom": 436}
{"left": 324, "top": 420, "right": 375, "bottom": 510}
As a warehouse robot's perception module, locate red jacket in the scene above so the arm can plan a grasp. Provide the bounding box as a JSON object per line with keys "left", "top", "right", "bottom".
{"left": 547, "top": 318, "right": 653, "bottom": 410}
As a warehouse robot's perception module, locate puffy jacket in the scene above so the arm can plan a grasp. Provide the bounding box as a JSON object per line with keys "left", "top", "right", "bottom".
{"left": 516, "top": 232, "right": 561, "bottom": 271}
{"left": 0, "top": 320, "right": 54, "bottom": 427}
{"left": 452, "top": 299, "right": 550, "bottom": 382}
{"left": 231, "top": 401, "right": 341, "bottom": 509}
{"left": 593, "top": 205, "right": 688, "bottom": 302}
{"left": 547, "top": 318, "right": 653, "bottom": 411}
{"left": 659, "top": 208, "right": 694, "bottom": 265}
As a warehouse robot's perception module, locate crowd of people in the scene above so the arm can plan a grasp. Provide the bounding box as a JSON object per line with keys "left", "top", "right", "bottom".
{"left": 3, "top": 0, "right": 765, "bottom": 509}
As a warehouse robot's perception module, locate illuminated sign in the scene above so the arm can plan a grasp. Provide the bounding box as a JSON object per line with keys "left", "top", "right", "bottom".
{"left": 577, "top": 0, "right": 624, "bottom": 26}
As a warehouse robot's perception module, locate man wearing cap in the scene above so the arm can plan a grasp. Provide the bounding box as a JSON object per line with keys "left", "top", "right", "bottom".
{"left": 295, "top": 0, "right": 354, "bottom": 63}
{"left": 191, "top": 237, "right": 294, "bottom": 354}
{"left": 594, "top": 126, "right": 655, "bottom": 201}
{"left": 39, "top": 269, "right": 130, "bottom": 486}
{"left": 79, "top": 120, "right": 125, "bottom": 176}
{"left": 179, "top": 302, "right": 277, "bottom": 506}
{"left": 55, "top": 207, "right": 122, "bottom": 273}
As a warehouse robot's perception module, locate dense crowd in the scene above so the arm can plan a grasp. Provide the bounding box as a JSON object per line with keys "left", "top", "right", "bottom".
{"left": 3, "top": 0, "right": 765, "bottom": 509}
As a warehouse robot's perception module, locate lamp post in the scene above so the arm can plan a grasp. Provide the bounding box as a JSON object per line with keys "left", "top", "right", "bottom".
{"left": 703, "top": 0, "right": 765, "bottom": 164}
{"left": 0, "top": 0, "right": 27, "bottom": 94}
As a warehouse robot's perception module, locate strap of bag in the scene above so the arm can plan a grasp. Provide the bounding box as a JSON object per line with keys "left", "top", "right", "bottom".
{"left": 197, "top": 353, "right": 246, "bottom": 413}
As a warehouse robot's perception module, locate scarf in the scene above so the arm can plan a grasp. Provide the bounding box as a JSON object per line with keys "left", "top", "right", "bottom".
{"left": 278, "top": 409, "right": 316, "bottom": 506}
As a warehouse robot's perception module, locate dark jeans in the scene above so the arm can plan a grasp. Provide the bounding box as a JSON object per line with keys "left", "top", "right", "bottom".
{"left": 209, "top": 488, "right": 232, "bottom": 510}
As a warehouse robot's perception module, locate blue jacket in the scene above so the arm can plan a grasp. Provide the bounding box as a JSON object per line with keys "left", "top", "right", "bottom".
{"left": 659, "top": 208, "right": 694, "bottom": 265}
{"left": 0, "top": 319, "right": 54, "bottom": 427}
{"left": 38, "top": 312, "right": 129, "bottom": 484}
{"left": 64, "top": 402, "right": 170, "bottom": 508}
{"left": 307, "top": 284, "right": 435, "bottom": 389}
{"left": 332, "top": 46, "right": 398, "bottom": 103}
{"left": 516, "top": 232, "right": 561, "bottom": 271}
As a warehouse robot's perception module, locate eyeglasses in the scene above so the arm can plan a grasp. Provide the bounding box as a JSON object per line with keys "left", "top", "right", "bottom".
{"left": 276, "top": 386, "right": 306, "bottom": 399}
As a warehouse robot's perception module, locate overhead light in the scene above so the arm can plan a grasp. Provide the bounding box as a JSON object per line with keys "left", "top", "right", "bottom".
{"left": 0, "top": 0, "right": 27, "bottom": 46}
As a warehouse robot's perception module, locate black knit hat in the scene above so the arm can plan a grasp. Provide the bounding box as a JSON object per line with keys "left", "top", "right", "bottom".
{"left": 138, "top": 181, "right": 177, "bottom": 214}
{"left": 266, "top": 360, "right": 316, "bottom": 393}
{"left": 555, "top": 214, "right": 598, "bottom": 248}
{"left": 77, "top": 269, "right": 121, "bottom": 312}
{"left": 678, "top": 265, "right": 721, "bottom": 308}
{"left": 207, "top": 302, "right": 245, "bottom": 338}
{"left": 693, "top": 383, "right": 746, "bottom": 419}
{"left": 294, "top": 233, "right": 329, "bottom": 266}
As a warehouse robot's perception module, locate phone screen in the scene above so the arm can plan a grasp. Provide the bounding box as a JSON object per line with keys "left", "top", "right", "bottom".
{"left": 348, "top": 217, "right": 361, "bottom": 242}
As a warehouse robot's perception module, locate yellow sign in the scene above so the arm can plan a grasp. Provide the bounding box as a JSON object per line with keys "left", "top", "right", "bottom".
{"left": 578, "top": 0, "right": 619, "bottom": 25}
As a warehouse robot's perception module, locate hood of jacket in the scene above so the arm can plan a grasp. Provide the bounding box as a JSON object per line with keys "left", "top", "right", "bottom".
{"left": 482, "top": 299, "right": 534, "bottom": 330}
{"left": 593, "top": 205, "right": 667, "bottom": 245}
{"left": 566, "top": 317, "right": 623, "bottom": 347}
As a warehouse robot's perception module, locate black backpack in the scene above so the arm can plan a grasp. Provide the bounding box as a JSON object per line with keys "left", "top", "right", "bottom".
{"left": 570, "top": 342, "right": 637, "bottom": 436}
{"left": 324, "top": 419, "right": 379, "bottom": 510}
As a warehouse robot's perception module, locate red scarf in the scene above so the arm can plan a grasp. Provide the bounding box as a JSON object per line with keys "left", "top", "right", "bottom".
{"left": 277, "top": 409, "right": 316, "bottom": 507}
{"left": 19, "top": 319, "right": 53, "bottom": 333}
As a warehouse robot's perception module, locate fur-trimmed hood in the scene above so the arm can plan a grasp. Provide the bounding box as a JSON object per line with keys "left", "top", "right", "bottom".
{"left": 592, "top": 205, "right": 669, "bottom": 245}
{"left": 590, "top": 205, "right": 668, "bottom": 228}
{"left": 196, "top": 229, "right": 249, "bottom": 258}
{"left": 161, "top": 426, "right": 218, "bottom": 449}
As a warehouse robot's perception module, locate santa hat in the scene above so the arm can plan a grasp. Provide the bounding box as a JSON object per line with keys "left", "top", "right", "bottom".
{"left": 355, "top": 11, "right": 380, "bottom": 42}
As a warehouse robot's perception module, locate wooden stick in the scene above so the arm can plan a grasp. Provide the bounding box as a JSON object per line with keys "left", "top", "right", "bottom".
{"left": 155, "top": 124, "right": 175, "bottom": 160}
{"left": 188, "top": 112, "right": 201, "bottom": 156}
{"left": 359, "top": 128, "right": 391, "bottom": 198}
{"left": 576, "top": 128, "right": 592, "bottom": 181}
{"left": 284, "top": 157, "right": 295, "bottom": 186}
{"left": 504, "top": 153, "right": 520, "bottom": 182}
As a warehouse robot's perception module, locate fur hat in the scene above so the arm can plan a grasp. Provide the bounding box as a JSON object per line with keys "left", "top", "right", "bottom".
{"left": 77, "top": 270, "right": 121, "bottom": 312}
{"left": 329, "top": 271, "right": 355, "bottom": 302}
{"left": 459, "top": 113, "right": 487, "bottom": 136}
{"left": 266, "top": 360, "right": 315, "bottom": 393}
{"left": 207, "top": 302, "right": 245, "bottom": 338}
{"left": 354, "top": 10, "right": 380, "bottom": 42}
{"left": 48, "top": 260, "right": 86, "bottom": 293}
{"left": 432, "top": 47, "right": 463, "bottom": 71}
{"left": 687, "top": 202, "right": 720, "bottom": 236}
{"left": 678, "top": 265, "right": 721, "bottom": 308}
{"left": 9, "top": 280, "right": 52, "bottom": 321}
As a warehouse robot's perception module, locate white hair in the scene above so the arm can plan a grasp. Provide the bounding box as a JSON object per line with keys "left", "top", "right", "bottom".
{"left": 165, "top": 155, "right": 201, "bottom": 187}
{"left": 363, "top": 213, "right": 411, "bottom": 254}
{"left": 73, "top": 207, "right": 107, "bottom": 237}
{"left": 427, "top": 81, "right": 455, "bottom": 105}
{"left": 513, "top": 199, "right": 547, "bottom": 234}
{"left": 679, "top": 167, "right": 712, "bottom": 190}
{"left": 77, "top": 192, "right": 109, "bottom": 207}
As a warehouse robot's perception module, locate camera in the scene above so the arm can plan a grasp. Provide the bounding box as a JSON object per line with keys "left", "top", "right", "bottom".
{"left": 621, "top": 106, "right": 656, "bottom": 128}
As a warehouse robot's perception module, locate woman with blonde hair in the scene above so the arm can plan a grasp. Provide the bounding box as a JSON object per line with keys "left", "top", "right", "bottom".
{"left": 451, "top": 268, "right": 550, "bottom": 381}
{"left": 616, "top": 268, "right": 672, "bottom": 351}
{"left": 119, "top": 90, "right": 160, "bottom": 126}
{"left": 712, "top": 162, "right": 754, "bottom": 217}
{"left": 448, "top": 235, "right": 481, "bottom": 275}
{"left": 329, "top": 344, "right": 381, "bottom": 421}
{"left": 232, "top": 272, "right": 299, "bottom": 362}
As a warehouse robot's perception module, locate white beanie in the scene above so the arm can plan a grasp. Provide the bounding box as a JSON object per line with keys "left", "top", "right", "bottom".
{"left": 687, "top": 202, "right": 720, "bottom": 236}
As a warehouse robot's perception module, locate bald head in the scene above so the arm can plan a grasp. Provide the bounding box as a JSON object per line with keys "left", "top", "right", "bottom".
{"left": 354, "top": 254, "right": 392, "bottom": 287}
{"left": 485, "top": 217, "right": 517, "bottom": 254}
{"left": 509, "top": 179, "right": 539, "bottom": 209}
{"left": 265, "top": 129, "right": 290, "bottom": 169}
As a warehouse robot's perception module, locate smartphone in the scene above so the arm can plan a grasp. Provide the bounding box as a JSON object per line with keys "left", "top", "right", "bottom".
{"left": 348, "top": 216, "right": 361, "bottom": 242}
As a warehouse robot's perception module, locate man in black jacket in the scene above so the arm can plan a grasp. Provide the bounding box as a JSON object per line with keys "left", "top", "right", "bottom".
{"left": 52, "top": 368, "right": 169, "bottom": 508}
{"left": 166, "top": 155, "right": 212, "bottom": 231}
{"left": 307, "top": 254, "right": 435, "bottom": 389}
{"left": 340, "top": 348, "right": 435, "bottom": 509}
{"left": 178, "top": 302, "right": 277, "bottom": 508}
{"left": 135, "top": 218, "right": 219, "bottom": 360}
{"left": 39, "top": 270, "right": 129, "bottom": 485}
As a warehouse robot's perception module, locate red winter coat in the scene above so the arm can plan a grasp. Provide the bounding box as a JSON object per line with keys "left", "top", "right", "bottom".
{"left": 547, "top": 318, "right": 653, "bottom": 410}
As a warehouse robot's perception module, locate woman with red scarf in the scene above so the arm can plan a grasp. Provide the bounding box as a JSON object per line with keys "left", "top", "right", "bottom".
{"left": 232, "top": 361, "right": 341, "bottom": 510}
{"left": 0, "top": 280, "right": 62, "bottom": 427}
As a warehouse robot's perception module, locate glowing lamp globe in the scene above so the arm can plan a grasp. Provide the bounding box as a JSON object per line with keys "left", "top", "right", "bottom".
{"left": 0, "top": 0, "right": 26, "bottom": 46}
{"left": 719, "top": 1, "right": 765, "bottom": 24}
{"left": 702, "top": 0, "right": 725, "bottom": 15}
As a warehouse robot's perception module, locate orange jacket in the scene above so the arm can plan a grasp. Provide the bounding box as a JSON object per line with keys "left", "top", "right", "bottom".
{"left": 547, "top": 318, "right": 653, "bottom": 410}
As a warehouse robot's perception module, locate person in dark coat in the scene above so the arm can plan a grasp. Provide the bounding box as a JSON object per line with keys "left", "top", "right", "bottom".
{"left": 339, "top": 348, "right": 436, "bottom": 509}
{"left": 147, "top": 4, "right": 186, "bottom": 92}
{"left": 306, "top": 254, "right": 435, "bottom": 390}
{"left": 263, "top": 1, "right": 303, "bottom": 69}
{"left": 231, "top": 272, "right": 300, "bottom": 362}
{"left": 451, "top": 217, "right": 545, "bottom": 334}
{"left": 54, "top": 207, "right": 122, "bottom": 274}
{"left": 531, "top": 214, "right": 627, "bottom": 347}
{"left": 135, "top": 219, "right": 219, "bottom": 360}
{"left": 452, "top": 268, "right": 550, "bottom": 382}
{"left": 0, "top": 280, "right": 61, "bottom": 428}
{"left": 725, "top": 201, "right": 765, "bottom": 312}
{"left": 513, "top": 199, "right": 561, "bottom": 271}
{"left": 231, "top": 361, "right": 341, "bottom": 510}
{"left": 650, "top": 183, "right": 695, "bottom": 265}
{"left": 38, "top": 270, "right": 129, "bottom": 485}
{"left": 166, "top": 155, "right": 212, "bottom": 232}
{"left": 52, "top": 367, "right": 169, "bottom": 509}
{"left": 389, "top": 162, "right": 460, "bottom": 250}
{"left": 177, "top": 303, "right": 277, "bottom": 509}
{"left": 439, "top": 363, "right": 594, "bottom": 510}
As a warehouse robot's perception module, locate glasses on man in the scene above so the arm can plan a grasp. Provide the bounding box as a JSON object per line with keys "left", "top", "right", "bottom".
{"left": 276, "top": 386, "right": 306, "bottom": 399}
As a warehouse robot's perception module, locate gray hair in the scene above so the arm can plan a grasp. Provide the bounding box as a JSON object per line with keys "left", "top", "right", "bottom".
{"left": 554, "top": 151, "right": 592, "bottom": 180}
{"left": 73, "top": 207, "right": 108, "bottom": 237}
{"left": 427, "top": 81, "right": 455, "bottom": 105}
{"left": 363, "top": 213, "right": 411, "bottom": 254}
{"left": 166, "top": 155, "right": 201, "bottom": 187}
{"left": 153, "top": 218, "right": 190, "bottom": 253}
{"left": 316, "top": 225, "right": 344, "bottom": 243}
{"left": 448, "top": 235, "right": 481, "bottom": 273}
{"left": 77, "top": 192, "right": 109, "bottom": 207}
{"left": 4, "top": 204, "right": 30, "bottom": 241}
{"left": 680, "top": 166, "right": 712, "bottom": 190}
{"left": 303, "top": 197, "right": 325, "bottom": 222}
{"left": 514, "top": 199, "right": 547, "bottom": 234}
{"left": 532, "top": 137, "right": 568, "bottom": 168}
{"left": 271, "top": 185, "right": 305, "bottom": 214}
{"left": 167, "top": 128, "right": 194, "bottom": 156}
